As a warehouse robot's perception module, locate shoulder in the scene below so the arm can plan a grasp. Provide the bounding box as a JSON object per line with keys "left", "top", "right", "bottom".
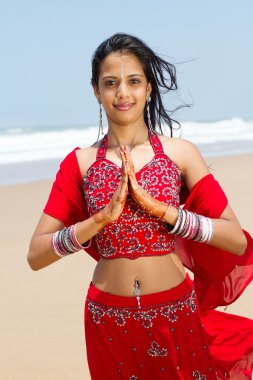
{"left": 158, "top": 134, "right": 202, "bottom": 173}
{"left": 75, "top": 141, "right": 100, "bottom": 177}
{"left": 158, "top": 135, "right": 210, "bottom": 191}
{"left": 159, "top": 133, "right": 199, "bottom": 152}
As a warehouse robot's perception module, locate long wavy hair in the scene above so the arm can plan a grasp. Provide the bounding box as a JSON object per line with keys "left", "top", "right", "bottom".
{"left": 91, "top": 33, "right": 187, "bottom": 137}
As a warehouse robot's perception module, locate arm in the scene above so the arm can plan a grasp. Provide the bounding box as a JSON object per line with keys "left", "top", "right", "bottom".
{"left": 27, "top": 213, "right": 106, "bottom": 271}
{"left": 124, "top": 141, "right": 247, "bottom": 256}
{"left": 179, "top": 139, "right": 247, "bottom": 255}
{"left": 27, "top": 147, "right": 128, "bottom": 270}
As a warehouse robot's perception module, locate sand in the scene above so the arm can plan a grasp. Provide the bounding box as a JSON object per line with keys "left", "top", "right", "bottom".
{"left": 0, "top": 153, "right": 252, "bottom": 379}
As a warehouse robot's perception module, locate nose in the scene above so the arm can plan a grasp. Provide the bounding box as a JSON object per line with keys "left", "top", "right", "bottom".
{"left": 116, "top": 80, "right": 129, "bottom": 99}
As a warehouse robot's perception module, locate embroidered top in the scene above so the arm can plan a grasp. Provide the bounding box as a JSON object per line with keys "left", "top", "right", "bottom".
{"left": 83, "top": 131, "right": 181, "bottom": 259}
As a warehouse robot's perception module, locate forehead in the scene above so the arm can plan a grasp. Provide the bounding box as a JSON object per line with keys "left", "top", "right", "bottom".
{"left": 99, "top": 52, "right": 145, "bottom": 77}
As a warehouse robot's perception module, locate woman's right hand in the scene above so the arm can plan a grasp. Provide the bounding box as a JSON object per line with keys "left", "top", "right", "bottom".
{"left": 93, "top": 146, "right": 128, "bottom": 226}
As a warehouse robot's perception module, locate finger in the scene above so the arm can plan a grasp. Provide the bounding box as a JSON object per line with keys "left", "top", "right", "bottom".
{"left": 120, "top": 145, "right": 127, "bottom": 159}
{"left": 125, "top": 146, "right": 136, "bottom": 174}
{"left": 124, "top": 150, "right": 138, "bottom": 186}
{"left": 120, "top": 146, "right": 128, "bottom": 169}
{"left": 115, "top": 180, "right": 128, "bottom": 203}
{"left": 119, "top": 145, "right": 126, "bottom": 163}
{"left": 121, "top": 160, "right": 128, "bottom": 180}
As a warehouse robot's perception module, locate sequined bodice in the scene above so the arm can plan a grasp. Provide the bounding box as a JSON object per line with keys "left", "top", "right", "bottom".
{"left": 83, "top": 132, "right": 181, "bottom": 259}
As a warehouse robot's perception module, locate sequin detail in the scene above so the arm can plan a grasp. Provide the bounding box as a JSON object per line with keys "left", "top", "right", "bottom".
{"left": 193, "top": 370, "right": 207, "bottom": 379}
{"left": 87, "top": 289, "right": 197, "bottom": 328}
{"left": 147, "top": 341, "right": 168, "bottom": 357}
{"left": 83, "top": 154, "right": 181, "bottom": 259}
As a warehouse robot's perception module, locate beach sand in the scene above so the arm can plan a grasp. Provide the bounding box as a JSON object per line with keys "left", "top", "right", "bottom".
{"left": 0, "top": 153, "right": 252, "bottom": 379}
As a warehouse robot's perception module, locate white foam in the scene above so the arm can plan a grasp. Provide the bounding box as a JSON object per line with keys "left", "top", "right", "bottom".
{"left": 0, "top": 118, "right": 253, "bottom": 164}
{"left": 0, "top": 127, "right": 99, "bottom": 164}
{"left": 175, "top": 117, "right": 253, "bottom": 144}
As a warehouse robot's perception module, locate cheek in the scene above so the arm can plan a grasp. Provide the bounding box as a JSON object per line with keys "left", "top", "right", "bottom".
{"left": 135, "top": 87, "right": 149, "bottom": 104}
{"left": 100, "top": 90, "right": 115, "bottom": 105}
{"left": 136, "top": 84, "right": 149, "bottom": 96}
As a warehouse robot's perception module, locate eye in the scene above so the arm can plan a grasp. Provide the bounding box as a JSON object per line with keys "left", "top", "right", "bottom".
{"left": 129, "top": 78, "right": 141, "bottom": 85}
{"left": 105, "top": 80, "right": 117, "bottom": 86}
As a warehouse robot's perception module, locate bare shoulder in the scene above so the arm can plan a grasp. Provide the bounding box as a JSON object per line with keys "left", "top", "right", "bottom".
{"left": 158, "top": 135, "right": 210, "bottom": 191}
{"left": 158, "top": 134, "right": 199, "bottom": 173}
{"left": 75, "top": 141, "right": 100, "bottom": 177}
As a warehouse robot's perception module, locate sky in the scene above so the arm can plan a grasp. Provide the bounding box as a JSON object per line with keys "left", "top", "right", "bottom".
{"left": 0, "top": 0, "right": 252, "bottom": 128}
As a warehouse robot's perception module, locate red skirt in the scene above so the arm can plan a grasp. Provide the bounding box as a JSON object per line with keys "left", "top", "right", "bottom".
{"left": 84, "top": 275, "right": 218, "bottom": 379}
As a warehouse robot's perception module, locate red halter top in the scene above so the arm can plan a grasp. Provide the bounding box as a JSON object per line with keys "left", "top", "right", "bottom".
{"left": 83, "top": 131, "right": 181, "bottom": 259}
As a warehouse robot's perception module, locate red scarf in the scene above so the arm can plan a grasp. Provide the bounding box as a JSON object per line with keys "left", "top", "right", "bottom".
{"left": 176, "top": 173, "right": 253, "bottom": 310}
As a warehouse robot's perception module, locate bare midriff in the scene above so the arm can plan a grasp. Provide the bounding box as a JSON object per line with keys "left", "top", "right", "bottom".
{"left": 92, "top": 252, "right": 186, "bottom": 297}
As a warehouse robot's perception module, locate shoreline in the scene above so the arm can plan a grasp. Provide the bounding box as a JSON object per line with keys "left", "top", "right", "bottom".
{"left": 1, "top": 140, "right": 253, "bottom": 186}
{"left": 0, "top": 152, "right": 252, "bottom": 379}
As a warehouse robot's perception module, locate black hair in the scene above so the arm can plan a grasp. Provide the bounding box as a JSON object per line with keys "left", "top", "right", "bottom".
{"left": 91, "top": 33, "right": 187, "bottom": 136}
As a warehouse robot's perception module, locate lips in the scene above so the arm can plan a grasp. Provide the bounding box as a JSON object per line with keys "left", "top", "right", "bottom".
{"left": 114, "top": 103, "right": 133, "bottom": 111}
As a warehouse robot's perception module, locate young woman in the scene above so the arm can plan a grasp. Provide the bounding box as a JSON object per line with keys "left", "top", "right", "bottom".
{"left": 27, "top": 33, "right": 253, "bottom": 379}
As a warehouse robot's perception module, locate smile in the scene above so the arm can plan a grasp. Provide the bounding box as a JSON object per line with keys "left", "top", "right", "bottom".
{"left": 114, "top": 103, "right": 134, "bottom": 111}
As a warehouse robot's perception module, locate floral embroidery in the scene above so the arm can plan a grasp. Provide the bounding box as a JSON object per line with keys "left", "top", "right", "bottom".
{"left": 133, "top": 309, "right": 158, "bottom": 328}
{"left": 87, "top": 289, "right": 197, "bottom": 328}
{"left": 160, "top": 304, "right": 180, "bottom": 322}
{"left": 107, "top": 308, "right": 132, "bottom": 326}
{"left": 129, "top": 376, "right": 138, "bottom": 380}
{"left": 186, "top": 294, "right": 198, "bottom": 313}
{"left": 87, "top": 302, "right": 105, "bottom": 324}
{"left": 147, "top": 341, "right": 168, "bottom": 357}
{"left": 83, "top": 155, "right": 181, "bottom": 259}
{"left": 193, "top": 370, "right": 207, "bottom": 379}
{"left": 160, "top": 292, "right": 197, "bottom": 322}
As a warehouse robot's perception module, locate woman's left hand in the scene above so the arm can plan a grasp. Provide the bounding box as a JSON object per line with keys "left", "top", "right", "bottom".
{"left": 122, "top": 145, "right": 168, "bottom": 220}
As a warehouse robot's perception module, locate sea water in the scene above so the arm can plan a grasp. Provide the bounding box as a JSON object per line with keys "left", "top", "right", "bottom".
{"left": 0, "top": 117, "right": 253, "bottom": 185}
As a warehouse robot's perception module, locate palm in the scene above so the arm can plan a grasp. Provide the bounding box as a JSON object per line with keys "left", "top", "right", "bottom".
{"left": 123, "top": 146, "right": 167, "bottom": 219}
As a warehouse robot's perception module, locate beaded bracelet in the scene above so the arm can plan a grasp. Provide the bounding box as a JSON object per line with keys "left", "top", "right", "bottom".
{"left": 167, "top": 208, "right": 214, "bottom": 244}
{"left": 51, "top": 223, "right": 92, "bottom": 258}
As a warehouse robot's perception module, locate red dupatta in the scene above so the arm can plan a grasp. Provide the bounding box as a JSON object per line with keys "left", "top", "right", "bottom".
{"left": 176, "top": 174, "right": 253, "bottom": 310}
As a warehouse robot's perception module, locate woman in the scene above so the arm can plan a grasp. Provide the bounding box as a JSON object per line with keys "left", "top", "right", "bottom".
{"left": 27, "top": 34, "right": 253, "bottom": 379}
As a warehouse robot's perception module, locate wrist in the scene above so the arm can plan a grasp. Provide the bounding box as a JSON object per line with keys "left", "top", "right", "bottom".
{"left": 93, "top": 207, "right": 114, "bottom": 227}
{"left": 162, "top": 205, "right": 179, "bottom": 226}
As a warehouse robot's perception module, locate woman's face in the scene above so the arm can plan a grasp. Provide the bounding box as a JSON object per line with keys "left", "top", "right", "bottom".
{"left": 93, "top": 52, "right": 152, "bottom": 127}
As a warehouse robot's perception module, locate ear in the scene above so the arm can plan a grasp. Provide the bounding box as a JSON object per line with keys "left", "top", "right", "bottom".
{"left": 146, "top": 82, "right": 152, "bottom": 99}
{"left": 92, "top": 84, "right": 101, "bottom": 102}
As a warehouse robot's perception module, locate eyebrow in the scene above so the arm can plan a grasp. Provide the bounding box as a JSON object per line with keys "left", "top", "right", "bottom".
{"left": 102, "top": 74, "right": 144, "bottom": 79}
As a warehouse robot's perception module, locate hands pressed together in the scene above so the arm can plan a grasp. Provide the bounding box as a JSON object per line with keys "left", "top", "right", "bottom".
{"left": 93, "top": 145, "right": 178, "bottom": 227}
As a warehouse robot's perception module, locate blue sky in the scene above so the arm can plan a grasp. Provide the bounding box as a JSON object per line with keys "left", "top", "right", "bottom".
{"left": 0, "top": 0, "right": 252, "bottom": 127}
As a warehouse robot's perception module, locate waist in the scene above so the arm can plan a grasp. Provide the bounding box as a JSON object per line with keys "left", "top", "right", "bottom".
{"left": 87, "top": 273, "right": 193, "bottom": 308}
{"left": 91, "top": 252, "right": 186, "bottom": 297}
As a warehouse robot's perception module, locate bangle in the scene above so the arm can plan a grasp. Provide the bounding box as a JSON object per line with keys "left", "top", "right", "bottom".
{"left": 73, "top": 223, "right": 92, "bottom": 249}
{"left": 166, "top": 208, "right": 214, "bottom": 244}
{"left": 167, "top": 207, "right": 182, "bottom": 234}
{"left": 51, "top": 223, "right": 92, "bottom": 257}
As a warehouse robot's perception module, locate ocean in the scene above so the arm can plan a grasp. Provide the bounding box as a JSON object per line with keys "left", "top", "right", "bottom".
{"left": 0, "top": 117, "right": 253, "bottom": 186}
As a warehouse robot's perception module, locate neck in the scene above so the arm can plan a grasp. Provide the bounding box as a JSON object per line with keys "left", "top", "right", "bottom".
{"left": 107, "top": 122, "right": 149, "bottom": 148}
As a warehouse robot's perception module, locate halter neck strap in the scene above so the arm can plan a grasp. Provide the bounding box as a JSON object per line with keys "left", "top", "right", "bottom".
{"left": 148, "top": 131, "right": 164, "bottom": 154}
{"left": 96, "top": 134, "right": 108, "bottom": 160}
{"left": 96, "top": 130, "right": 164, "bottom": 159}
